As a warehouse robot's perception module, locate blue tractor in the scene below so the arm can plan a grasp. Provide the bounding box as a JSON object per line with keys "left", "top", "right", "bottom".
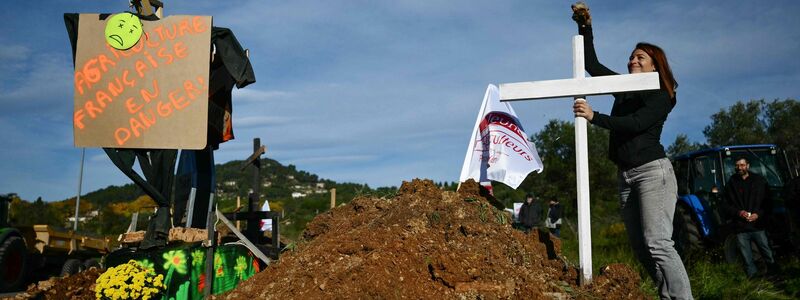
{"left": 671, "top": 144, "right": 798, "bottom": 261}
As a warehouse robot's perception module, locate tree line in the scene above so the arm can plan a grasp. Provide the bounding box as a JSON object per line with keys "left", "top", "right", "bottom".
{"left": 668, "top": 99, "right": 799, "bottom": 163}
{"left": 490, "top": 98, "right": 798, "bottom": 234}
{"left": 7, "top": 156, "right": 398, "bottom": 237}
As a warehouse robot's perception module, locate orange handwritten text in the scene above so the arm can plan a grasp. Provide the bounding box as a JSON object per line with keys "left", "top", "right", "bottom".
{"left": 74, "top": 54, "right": 117, "bottom": 95}
{"left": 113, "top": 77, "right": 206, "bottom": 146}
{"left": 74, "top": 70, "right": 136, "bottom": 129}
{"left": 132, "top": 43, "right": 188, "bottom": 78}
{"left": 151, "top": 17, "right": 208, "bottom": 42}
{"left": 76, "top": 16, "right": 208, "bottom": 97}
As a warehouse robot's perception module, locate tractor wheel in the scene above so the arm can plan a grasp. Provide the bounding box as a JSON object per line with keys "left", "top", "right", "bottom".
{"left": 83, "top": 258, "right": 101, "bottom": 270}
{"left": 60, "top": 258, "right": 83, "bottom": 277}
{"left": 672, "top": 204, "right": 703, "bottom": 261}
{"left": 0, "top": 236, "right": 28, "bottom": 292}
{"left": 723, "top": 233, "right": 765, "bottom": 264}
{"left": 724, "top": 234, "right": 741, "bottom": 264}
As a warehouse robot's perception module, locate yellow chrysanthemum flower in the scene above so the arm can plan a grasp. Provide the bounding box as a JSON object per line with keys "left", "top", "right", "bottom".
{"left": 95, "top": 260, "right": 165, "bottom": 300}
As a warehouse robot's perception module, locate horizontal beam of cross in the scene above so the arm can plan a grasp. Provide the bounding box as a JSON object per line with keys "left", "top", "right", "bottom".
{"left": 240, "top": 145, "right": 266, "bottom": 170}
{"left": 499, "top": 72, "right": 659, "bottom": 101}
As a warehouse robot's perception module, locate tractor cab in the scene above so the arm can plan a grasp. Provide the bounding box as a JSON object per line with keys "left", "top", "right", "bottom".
{"left": 671, "top": 144, "right": 797, "bottom": 258}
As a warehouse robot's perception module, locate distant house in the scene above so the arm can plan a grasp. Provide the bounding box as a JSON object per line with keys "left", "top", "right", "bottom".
{"left": 286, "top": 175, "right": 295, "bottom": 180}
{"left": 67, "top": 216, "right": 87, "bottom": 223}
{"left": 291, "top": 192, "right": 306, "bottom": 199}
{"left": 316, "top": 182, "right": 325, "bottom": 189}
{"left": 263, "top": 181, "right": 272, "bottom": 187}
{"left": 67, "top": 209, "right": 99, "bottom": 223}
{"left": 224, "top": 181, "right": 237, "bottom": 187}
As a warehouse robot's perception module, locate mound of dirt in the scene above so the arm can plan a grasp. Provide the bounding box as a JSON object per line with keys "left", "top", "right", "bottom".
{"left": 588, "top": 264, "right": 647, "bottom": 299}
{"left": 215, "top": 179, "right": 647, "bottom": 299}
{"left": 15, "top": 267, "right": 101, "bottom": 300}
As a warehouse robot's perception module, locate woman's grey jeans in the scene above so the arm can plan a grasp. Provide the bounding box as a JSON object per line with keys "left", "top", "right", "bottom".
{"left": 618, "top": 157, "right": 693, "bottom": 300}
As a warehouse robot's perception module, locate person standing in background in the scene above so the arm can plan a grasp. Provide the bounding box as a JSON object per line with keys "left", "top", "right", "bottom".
{"left": 546, "top": 198, "right": 563, "bottom": 238}
{"left": 724, "top": 156, "right": 776, "bottom": 278}
{"left": 519, "top": 193, "right": 542, "bottom": 233}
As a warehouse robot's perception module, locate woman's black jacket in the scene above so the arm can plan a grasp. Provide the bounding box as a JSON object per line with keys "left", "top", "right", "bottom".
{"left": 579, "top": 25, "right": 674, "bottom": 170}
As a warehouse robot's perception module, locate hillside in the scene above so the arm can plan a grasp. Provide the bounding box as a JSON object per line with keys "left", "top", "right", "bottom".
{"left": 9, "top": 157, "right": 400, "bottom": 239}
{"left": 56, "top": 156, "right": 380, "bottom": 205}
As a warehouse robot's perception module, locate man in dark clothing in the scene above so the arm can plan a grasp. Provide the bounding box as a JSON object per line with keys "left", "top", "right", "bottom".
{"left": 546, "top": 198, "right": 563, "bottom": 238}
{"left": 724, "top": 157, "right": 775, "bottom": 277}
{"left": 519, "top": 193, "right": 542, "bottom": 233}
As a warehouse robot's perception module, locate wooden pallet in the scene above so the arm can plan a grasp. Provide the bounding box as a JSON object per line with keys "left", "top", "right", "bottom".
{"left": 118, "top": 227, "right": 207, "bottom": 245}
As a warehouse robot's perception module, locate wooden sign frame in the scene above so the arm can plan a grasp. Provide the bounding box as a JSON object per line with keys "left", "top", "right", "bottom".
{"left": 73, "top": 14, "right": 212, "bottom": 149}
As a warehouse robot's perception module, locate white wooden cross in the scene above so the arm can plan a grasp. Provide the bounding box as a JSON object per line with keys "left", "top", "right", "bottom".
{"left": 499, "top": 35, "right": 660, "bottom": 284}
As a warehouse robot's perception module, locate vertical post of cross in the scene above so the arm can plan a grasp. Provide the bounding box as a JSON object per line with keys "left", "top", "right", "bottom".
{"left": 247, "top": 138, "right": 262, "bottom": 238}
{"left": 572, "top": 35, "right": 593, "bottom": 285}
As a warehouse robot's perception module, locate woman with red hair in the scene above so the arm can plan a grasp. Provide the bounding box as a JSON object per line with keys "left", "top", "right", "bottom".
{"left": 571, "top": 3, "right": 692, "bottom": 299}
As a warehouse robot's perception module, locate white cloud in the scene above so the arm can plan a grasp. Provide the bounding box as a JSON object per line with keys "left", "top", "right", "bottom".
{"left": 0, "top": 52, "right": 73, "bottom": 120}
{"left": 0, "top": 44, "right": 30, "bottom": 61}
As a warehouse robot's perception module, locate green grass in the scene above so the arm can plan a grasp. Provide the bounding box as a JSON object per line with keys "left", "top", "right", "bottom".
{"left": 687, "top": 257, "right": 790, "bottom": 300}
{"left": 557, "top": 220, "right": 800, "bottom": 299}
{"left": 780, "top": 256, "right": 800, "bottom": 297}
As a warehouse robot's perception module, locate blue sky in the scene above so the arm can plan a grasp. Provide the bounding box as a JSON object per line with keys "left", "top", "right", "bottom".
{"left": 1, "top": 1, "right": 798, "bottom": 201}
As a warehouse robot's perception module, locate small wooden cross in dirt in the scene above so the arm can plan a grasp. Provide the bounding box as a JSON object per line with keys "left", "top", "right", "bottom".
{"left": 499, "top": 35, "right": 660, "bottom": 285}
{"left": 235, "top": 138, "right": 278, "bottom": 244}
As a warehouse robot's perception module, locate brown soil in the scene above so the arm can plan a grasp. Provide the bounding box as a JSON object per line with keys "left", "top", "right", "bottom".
{"left": 584, "top": 264, "right": 648, "bottom": 300}
{"left": 14, "top": 267, "right": 101, "bottom": 300}
{"left": 214, "top": 179, "right": 649, "bottom": 299}
{"left": 13, "top": 179, "right": 647, "bottom": 299}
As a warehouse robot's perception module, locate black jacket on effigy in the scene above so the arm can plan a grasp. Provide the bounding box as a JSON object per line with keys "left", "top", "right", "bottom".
{"left": 579, "top": 26, "right": 674, "bottom": 170}
{"left": 724, "top": 172, "right": 769, "bottom": 232}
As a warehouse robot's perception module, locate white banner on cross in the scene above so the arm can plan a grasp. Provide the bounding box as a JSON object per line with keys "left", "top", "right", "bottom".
{"left": 459, "top": 84, "right": 543, "bottom": 190}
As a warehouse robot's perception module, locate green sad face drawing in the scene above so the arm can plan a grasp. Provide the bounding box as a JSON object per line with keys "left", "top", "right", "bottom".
{"left": 105, "top": 12, "right": 143, "bottom": 50}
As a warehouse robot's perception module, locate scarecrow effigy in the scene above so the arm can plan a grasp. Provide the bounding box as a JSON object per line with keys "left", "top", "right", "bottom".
{"left": 63, "top": 1, "right": 273, "bottom": 298}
